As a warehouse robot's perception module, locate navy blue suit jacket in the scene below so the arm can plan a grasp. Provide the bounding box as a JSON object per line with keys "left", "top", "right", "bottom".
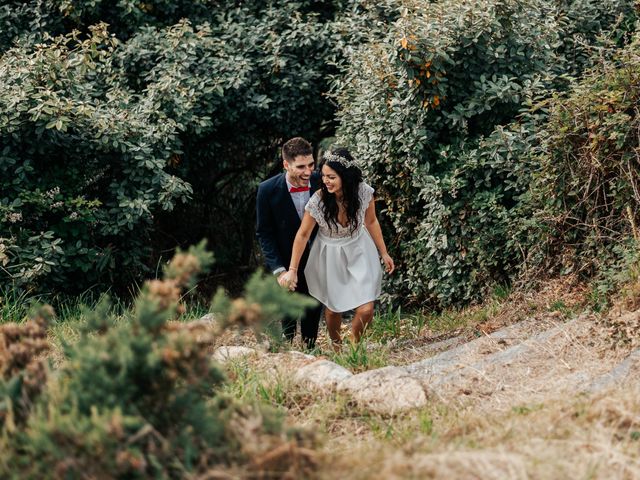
{"left": 256, "top": 172, "right": 320, "bottom": 274}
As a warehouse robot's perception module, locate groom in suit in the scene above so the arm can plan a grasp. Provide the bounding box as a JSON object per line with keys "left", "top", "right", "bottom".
{"left": 256, "top": 137, "right": 322, "bottom": 349}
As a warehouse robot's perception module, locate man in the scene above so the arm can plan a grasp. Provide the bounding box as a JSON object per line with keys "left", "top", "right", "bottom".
{"left": 256, "top": 137, "right": 323, "bottom": 349}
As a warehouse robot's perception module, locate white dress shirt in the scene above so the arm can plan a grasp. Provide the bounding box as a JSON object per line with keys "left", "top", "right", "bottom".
{"left": 286, "top": 176, "right": 311, "bottom": 220}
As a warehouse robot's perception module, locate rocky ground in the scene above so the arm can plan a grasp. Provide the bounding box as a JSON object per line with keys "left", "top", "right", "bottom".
{"left": 209, "top": 279, "right": 640, "bottom": 479}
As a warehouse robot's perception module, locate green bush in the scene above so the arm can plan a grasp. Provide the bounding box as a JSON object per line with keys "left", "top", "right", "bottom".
{"left": 0, "top": 242, "right": 318, "bottom": 478}
{"left": 0, "top": 2, "right": 348, "bottom": 293}
{"left": 523, "top": 35, "right": 640, "bottom": 279}
{"left": 334, "top": 0, "right": 636, "bottom": 307}
{"left": 0, "top": 25, "right": 193, "bottom": 292}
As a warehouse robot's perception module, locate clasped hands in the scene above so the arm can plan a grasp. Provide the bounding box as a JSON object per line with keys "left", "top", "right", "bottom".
{"left": 278, "top": 268, "right": 298, "bottom": 291}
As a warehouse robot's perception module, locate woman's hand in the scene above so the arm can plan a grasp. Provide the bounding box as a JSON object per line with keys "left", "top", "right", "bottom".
{"left": 382, "top": 253, "right": 395, "bottom": 274}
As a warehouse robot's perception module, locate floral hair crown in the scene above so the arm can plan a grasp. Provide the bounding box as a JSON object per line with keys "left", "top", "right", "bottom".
{"left": 323, "top": 151, "right": 358, "bottom": 169}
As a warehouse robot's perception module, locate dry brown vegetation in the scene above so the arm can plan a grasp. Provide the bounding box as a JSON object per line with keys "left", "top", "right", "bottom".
{"left": 213, "top": 275, "right": 640, "bottom": 479}
{"left": 313, "top": 384, "right": 640, "bottom": 479}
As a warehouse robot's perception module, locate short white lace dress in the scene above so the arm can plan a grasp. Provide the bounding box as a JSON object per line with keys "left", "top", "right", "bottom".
{"left": 304, "top": 182, "right": 382, "bottom": 312}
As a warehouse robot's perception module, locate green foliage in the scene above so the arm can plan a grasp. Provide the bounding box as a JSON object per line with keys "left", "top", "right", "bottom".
{"left": 211, "top": 270, "right": 317, "bottom": 345}
{"left": 2, "top": 0, "right": 638, "bottom": 308}
{"left": 524, "top": 36, "right": 640, "bottom": 280}
{"left": 0, "top": 246, "right": 317, "bottom": 478}
{"left": 330, "top": 339, "right": 388, "bottom": 372}
{"left": 0, "top": 288, "right": 40, "bottom": 324}
{"left": 0, "top": 24, "right": 194, "bottom": 291}
{"left": 139, "top": 5, "right": 344, "bottom": 270}
{"left": 0, "top": 2, "right": 348, "bottom": 293}
{"left": 334, "top": 0, "right": 637, "bottom": 307}
{"left": 365, "top": 305, "right": 428, "bottom": 345}
{"left": 58, "top": 0, "right": 212, "bottom": 37}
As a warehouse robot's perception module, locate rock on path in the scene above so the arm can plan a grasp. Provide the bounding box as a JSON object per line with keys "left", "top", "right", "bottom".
{"left": 210, "top": 308, "right": 640, "bottom": 415}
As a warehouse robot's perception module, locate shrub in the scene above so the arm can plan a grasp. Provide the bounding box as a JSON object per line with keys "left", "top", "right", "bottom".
{"left": 0, "top": 24, "right": 194, "bottom": 292}
{"left": 523, "top": 35, "right": 640, "bottom": 279}
{"left": 334, "top": 0, "right": 637, "bottom": 307}
{"left": 0, "top": 2, "right": 349, "bottom": 293}
{"left": 0, "top": 242, "right": 318, "bottom": 478}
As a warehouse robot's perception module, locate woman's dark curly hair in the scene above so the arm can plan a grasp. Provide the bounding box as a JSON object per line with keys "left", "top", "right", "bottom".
{"left": 319, "top": 147, "right": 363, "bottom": 235}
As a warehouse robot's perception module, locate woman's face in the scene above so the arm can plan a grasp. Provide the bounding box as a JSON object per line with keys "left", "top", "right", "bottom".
{"left": 322, "top": 164, "right": 343, "bottom": 196}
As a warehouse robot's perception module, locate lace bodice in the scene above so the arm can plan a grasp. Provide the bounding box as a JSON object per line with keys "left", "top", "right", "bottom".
{"left": 305, "top": 182, "right": 374, "bottom": 238}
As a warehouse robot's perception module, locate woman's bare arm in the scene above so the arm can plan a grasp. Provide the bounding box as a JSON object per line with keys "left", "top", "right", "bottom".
{"left": 281, "top": 211, "right": 317, "bottom": 290}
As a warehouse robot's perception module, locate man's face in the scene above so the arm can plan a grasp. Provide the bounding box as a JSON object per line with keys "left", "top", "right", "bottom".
{"left": 283, "top": 154, "right": 315, "bottom": 187}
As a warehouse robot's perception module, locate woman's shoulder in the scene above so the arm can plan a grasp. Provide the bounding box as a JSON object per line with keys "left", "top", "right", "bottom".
{"left": 306, "top": 190, "right": 323, "bottom": 215}
{"left": 309, "top": 189, "right": 324, "bottom": 204}
{"left": 358, "top": 181, "right": 375, "bottom": 199}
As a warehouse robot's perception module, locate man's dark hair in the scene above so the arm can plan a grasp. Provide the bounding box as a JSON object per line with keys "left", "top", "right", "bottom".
{"left": 282, "top": 137, "right": 313, "bottom": 162}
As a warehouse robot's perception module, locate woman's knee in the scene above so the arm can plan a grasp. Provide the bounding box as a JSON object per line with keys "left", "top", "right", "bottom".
{"left": 356, "top": 303, "right": 374, "bottom": 319}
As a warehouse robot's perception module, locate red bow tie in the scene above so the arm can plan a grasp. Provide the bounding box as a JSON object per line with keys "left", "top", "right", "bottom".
{"left": 289, "top": 186, "right": 310, "bottom": 193}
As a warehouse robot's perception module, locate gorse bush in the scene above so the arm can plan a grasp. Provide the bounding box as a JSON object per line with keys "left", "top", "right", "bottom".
{"left": 334, "top": 0, "right": 637, "bottom": 307}
{"left": 0, "top": 242, "right": 318, "bottom": 478}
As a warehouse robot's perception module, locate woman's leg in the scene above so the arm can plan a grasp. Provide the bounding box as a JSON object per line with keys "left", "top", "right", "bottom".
{"left": 352, "top": 302, "right": 375, "bottom": 343}
{"left": 325, "top": 308, "right": 343, "bottom": 350}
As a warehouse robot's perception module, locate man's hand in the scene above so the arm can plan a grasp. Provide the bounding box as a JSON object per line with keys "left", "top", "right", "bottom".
{"left": 277, "top": 271, "right": 289, "bottom": 288}
{"left": 280, "top": 269, "right": 298, "bottom": 291}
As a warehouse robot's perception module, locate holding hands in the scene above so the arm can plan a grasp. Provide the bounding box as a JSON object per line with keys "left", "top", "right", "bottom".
{"left": 278, "top": 268, "right": 298, "bottom": 291}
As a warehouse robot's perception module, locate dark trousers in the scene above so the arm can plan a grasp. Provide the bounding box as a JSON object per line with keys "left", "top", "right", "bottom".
{"left": 282, "top": 274, "right": 322, "bottom": 349}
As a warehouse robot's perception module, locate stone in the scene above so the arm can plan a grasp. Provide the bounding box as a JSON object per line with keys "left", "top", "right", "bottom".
{"left": 253, "top": 351, "right": 318, "bottom": 379}
{"left": 293, "top": 359, "right": 353, "bottom": 391}
{"left": 212, "top": 346, "right": 257, "bottom": 363}
{"left": 198, "top": 313, "right": 216, "bottom": 324}
{"left": 587, "top": 348, "right": 640, "bottom": 392}
{"left": 337, "top": 366, "right": 427, "bottom": 414}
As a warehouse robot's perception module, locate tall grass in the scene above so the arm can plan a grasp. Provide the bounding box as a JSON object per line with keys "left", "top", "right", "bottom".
{"left": 329, "top": 339, "right": 388, "bottom": 372}
{"left": 0, "top": 288, "right": 40, "bottom": 324}
{"left": 367, "top": 306, "right": 428, "bottom": 344}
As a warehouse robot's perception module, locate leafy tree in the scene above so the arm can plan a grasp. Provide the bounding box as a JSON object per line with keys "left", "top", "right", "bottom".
{"left": 522, "top": 34, "right": 640, "bottom": 278}
{"left": 0, "top": 25, "right": 193, "bottom": 291}
{"left": 0, "top": 2, "right": 347, "bottom": 293}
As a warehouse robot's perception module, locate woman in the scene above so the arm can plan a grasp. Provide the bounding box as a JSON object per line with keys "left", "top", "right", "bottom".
{"left": 282, "top": 147, "right": 394, "bottom": 347}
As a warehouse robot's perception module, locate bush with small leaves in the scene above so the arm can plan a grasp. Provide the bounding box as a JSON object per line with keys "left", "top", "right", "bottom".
{"left": 522, "top": 35, "right": 640, "bottom": 281}
{"left": 333, "top": 0, "right": 637, "bottom": 307}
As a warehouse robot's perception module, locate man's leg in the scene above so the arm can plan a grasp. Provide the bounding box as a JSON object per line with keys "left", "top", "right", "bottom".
{"left": 295, "top": 274, "right": 321, "bottom": 349}
{"left": 300, "top": 302, "right": 322, "bottom": 349}
{"left": 281, "top": 316, "right": 297, "bottom": 343}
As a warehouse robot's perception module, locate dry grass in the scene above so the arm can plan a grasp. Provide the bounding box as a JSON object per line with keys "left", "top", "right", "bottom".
{"left": 306, "top": 384, "right": 640, "bottom": 480}
{"left": 37, "top": 275, "right": 639, "bottom": 479}
{"left": 376, "top": 275, "right": 590, "bottom": 367}
{"left": 207, "top": 276, "right": 592, "bottom": 373}
{"left": 214, "top": 276, "right": 640, "bottom": 479}
{"left": 217, "top": 326, "right": 640, "bottom": 478}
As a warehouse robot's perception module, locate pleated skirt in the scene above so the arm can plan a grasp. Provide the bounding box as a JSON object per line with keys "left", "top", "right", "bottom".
{"left": 305, "top": 227, "right": 382, "bottom": 313}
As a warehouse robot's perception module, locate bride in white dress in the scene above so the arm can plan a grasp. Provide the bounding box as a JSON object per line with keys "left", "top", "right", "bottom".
{"left": 282, "top": 147, "right": 395, "bottom": 347}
